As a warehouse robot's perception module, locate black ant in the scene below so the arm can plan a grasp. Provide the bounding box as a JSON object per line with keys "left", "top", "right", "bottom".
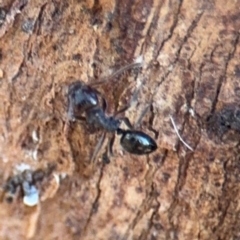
{"left": 66, "top": 64, "right": 157, "bottom": 161}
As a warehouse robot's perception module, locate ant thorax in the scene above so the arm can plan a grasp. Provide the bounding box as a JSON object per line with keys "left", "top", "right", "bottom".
{"left": 86, "top": 107, "right": 121, "bottom": 132}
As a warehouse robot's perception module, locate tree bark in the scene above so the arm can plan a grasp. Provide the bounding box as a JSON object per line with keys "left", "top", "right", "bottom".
{"left": 0, "top": 0, "right": 240, "bottom": 239}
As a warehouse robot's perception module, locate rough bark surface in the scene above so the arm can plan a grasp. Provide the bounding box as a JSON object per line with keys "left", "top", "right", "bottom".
{"left": 0, "top": 0, "right": 240, "bottom": 239}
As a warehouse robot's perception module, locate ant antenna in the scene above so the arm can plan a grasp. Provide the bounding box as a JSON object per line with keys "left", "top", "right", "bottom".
{"left": 91, "top": 56, "right": 144, "bottom": 86}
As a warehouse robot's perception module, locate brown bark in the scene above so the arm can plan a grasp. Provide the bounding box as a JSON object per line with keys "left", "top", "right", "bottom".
{"left": 0, "top": 0, "right": 240, "bottom": 239}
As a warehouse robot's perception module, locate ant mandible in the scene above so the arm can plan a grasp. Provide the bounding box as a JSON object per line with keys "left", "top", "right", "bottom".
{"left": 67, "top": 61, "right": 157, "bottom": 162}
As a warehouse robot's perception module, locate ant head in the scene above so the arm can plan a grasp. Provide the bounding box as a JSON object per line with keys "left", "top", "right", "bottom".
{"left": 117, "top": 129, "right": 157, "bottom": 155}
{"left": 68, "top": 81, "right": 99, "bottom": 113}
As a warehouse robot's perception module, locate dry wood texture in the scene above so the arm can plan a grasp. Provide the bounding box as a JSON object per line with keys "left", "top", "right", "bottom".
{"left": 0, "top": 0, "right": 240, "bottom": 239}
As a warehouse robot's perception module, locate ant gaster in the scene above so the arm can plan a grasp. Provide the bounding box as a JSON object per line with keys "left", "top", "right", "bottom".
{"left": 67, "top": 63, "right": 157, "bottom": 161}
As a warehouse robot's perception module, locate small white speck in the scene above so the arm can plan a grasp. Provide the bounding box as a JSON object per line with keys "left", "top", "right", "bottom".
{"left": 32, "top": 130, "right": 39, "bottom": 142}
{"left": 15, "top": 163, "right": 31, "bottom": 172}
{"left": 23, "top": 186, "right": 39, "bottom": 207}
{"left": 152, "top": 231, "right": 157, "bottom": 237}
{"left": 32, "top": 149, "right": 38, "bottom": 161}
{"left": 189, "top": 108, "right": 195, "bottom": 117}
{"left": 119, "top": 150, "right": 123, "bottom": 156}
{"left": 69, "top": 29, "right": 74, "bottom": 34}
{"left": 168, "top": 65, "right": 173, "bottom": 71}
{"left": 135, "top": 55, "right": 144, "bottom": 64}
{"left": 53, "top": 173, "right": 60, "bottom": 184}
{"left": 60, "top": 173, "right": 67, "bottom": 179}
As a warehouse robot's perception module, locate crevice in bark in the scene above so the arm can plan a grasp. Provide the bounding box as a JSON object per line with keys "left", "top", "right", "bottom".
{"left": 210, "top": 33, "right": 240, "bottom": 115}
{"left": 155, "top": 0, "right": 183, "bottom": 59}
{"left": 152, "top": 12, "right": 203, "bottom": 106}
{"left": 139, "top": 0, "right": 165, "bottom": 55}
{"left": 82, "top": 163, "right": 105, "bottom": 235}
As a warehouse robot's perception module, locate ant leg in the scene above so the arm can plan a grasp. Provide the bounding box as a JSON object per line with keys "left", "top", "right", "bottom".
{"left": 133, "top": 104, "right": 150, "bottom": 128}
{"left": 119, "top": 117, "right": 133, "bottom": 129}
{"left": 65, "top": 95, "right": 87, "bottom": 135}
{"left": 108, "top": 133, "right": 115, "bottom": 155}
{"left": 63, "top": 120, "right": 70, "bottom": 136}
{"left": 102, "top": 133, "right": 115, "bottom": 164}
{"left": 114, "top": 83, "right": 142, "bottom": 118}
{"left": 64, "top": 100, "right": 75, "bottom": 135}
{"left": 64, "top": 116, "right": 87, "bottom": 136}
{"left": 115, "top": 105, "right": 130, "bottom": 116}
{"left": 67, "top": 81, "right": 85, "bottom": 121}
{"left": 67, "top": 98, "right": 75, "bottom": 121}
{"left": 90, "top": 132, "right": 106, "bottom": 162}
{"left": 102, "top": 150, "right": 110, "bottom": 164}
{"left": 100, "top": 95, "right": 107, "bottom": 112}
{"left": 90, "top": 61, "right": 142, "bottom": 86}
{"left": 75, "top": 116, "right": 87, "bottom": 122}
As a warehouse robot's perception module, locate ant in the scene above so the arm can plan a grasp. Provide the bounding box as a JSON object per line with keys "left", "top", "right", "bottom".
{"left": 65, "top": 57, "right": 157, "bottom": 161}
{"left": 66, "top": 63, "right": 157, "bottom": 162}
